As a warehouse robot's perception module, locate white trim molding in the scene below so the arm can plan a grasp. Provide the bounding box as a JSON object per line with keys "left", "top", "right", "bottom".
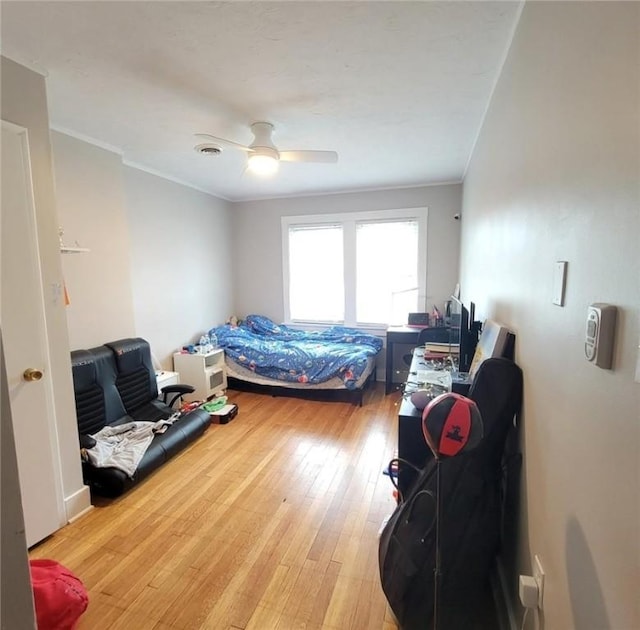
{"left": 64, "top": 485, "right": 93, "bottom": 523}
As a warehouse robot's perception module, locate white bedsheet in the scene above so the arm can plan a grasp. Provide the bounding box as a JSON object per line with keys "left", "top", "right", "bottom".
{"left": 86, "top": 417, "right": 176, "bottom": 477}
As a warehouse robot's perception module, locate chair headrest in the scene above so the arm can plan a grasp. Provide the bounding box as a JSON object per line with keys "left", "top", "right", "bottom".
{"left": 105, "top": 338, "right": 151, "bottom": 374}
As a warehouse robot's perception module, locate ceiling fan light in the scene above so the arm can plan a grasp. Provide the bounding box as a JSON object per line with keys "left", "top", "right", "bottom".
{"left": 247, "top": 153, "right": 279, "bottom": 176}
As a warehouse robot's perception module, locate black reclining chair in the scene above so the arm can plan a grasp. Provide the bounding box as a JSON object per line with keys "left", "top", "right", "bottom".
{"left": 105, "top": 338, "right": 190, "bottom": 424}
{"left": 71, "top": 338, "right": 210, "bottom": 497}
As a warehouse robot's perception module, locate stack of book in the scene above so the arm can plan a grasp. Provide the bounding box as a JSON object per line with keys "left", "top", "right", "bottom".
{"left": 423, "top": 342, "right": 459, "bottom": 357}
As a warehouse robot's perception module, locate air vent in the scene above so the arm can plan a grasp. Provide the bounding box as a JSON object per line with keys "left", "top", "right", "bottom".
{"left": 195, "top": 143, "right": 222, "bottom": 156}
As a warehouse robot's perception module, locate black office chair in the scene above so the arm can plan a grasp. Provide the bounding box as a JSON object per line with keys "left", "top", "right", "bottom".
{"left": 403, "top": 328, "right": 439, "bottom": 367}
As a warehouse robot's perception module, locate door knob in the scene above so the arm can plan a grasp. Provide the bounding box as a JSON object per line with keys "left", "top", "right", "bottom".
{"left": 23, "top": 368, "right": 43, "bottom": 382}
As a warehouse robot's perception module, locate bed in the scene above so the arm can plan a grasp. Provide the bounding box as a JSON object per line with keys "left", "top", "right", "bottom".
{"left": 209, "top": 315, "right": 383, "bottom": 405}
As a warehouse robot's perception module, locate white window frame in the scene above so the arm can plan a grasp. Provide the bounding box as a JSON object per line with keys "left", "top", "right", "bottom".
{"left": 281, "top": 207, "right": 428, "bottom": 330}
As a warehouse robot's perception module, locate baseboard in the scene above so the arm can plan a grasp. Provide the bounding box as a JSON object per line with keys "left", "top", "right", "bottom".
{"left": 492, "top": 558, "right": 518, "bottom": 630}
{"left": 64, "top": 485, "right": 93, "bottom": 523}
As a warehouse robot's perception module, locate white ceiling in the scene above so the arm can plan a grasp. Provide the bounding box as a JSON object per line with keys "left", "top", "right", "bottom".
{"left": 1, "top": 1, "right": 522, "bottom": 201}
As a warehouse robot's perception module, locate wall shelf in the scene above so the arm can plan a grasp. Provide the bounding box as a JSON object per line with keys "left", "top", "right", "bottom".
{"left": 58, "top": 227, "right": 89, "bottom": 254}
{"left": 60, "top": 246, "right": 90, "bottom": 254}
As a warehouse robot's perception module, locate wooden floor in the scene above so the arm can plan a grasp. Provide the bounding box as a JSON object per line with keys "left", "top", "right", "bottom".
{"left": 31, "top": 384, "right": 402, "bottom": 630}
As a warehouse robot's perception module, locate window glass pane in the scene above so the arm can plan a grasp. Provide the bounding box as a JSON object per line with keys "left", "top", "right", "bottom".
{"left": 356, "top": 220, "right": 419, "bottom": 325}
{"left": 289, "top": 225, "right": 344, "bottom": 321}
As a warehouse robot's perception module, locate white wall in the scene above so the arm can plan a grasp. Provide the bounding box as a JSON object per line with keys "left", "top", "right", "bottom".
{"left": 124, "top": 167, "right": 233, "bottom": 367}
{"left": 50, "top": 133, "right": 234, "bottom": 368}
{"left": 232, "top": 184, "right": 462, "bottom": 322}
{"left": 1, "top": 57, "right": 88, "bottom": 520}
{"left": 52, "top": 132, "right": 137, "bottom": 348}
{"left": 461, "top": 3, "right": 639, "bottom": 629}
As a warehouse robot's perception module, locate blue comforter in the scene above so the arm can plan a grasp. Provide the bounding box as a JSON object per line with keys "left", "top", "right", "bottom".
{"left": 210, "top": 315, "right": 382, "bottom": 390}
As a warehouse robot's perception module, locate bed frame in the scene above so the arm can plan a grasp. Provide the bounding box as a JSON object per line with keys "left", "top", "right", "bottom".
{"left": 226, "top": 366, "right": 378, "bottom": 407}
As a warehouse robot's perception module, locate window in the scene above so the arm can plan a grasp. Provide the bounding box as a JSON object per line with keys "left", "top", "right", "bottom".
{"left": 288, "top": 224, "right": 344, "bottom": 322}
{"left": 282, "top": 207, "right": 427, "bottom": 328}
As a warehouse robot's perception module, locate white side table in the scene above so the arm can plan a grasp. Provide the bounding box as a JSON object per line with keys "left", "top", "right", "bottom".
{"left": 155, "top": 370, "right": 179, "bottom": 397}
{"left": 173, "top": 349, "right": 227, "bottom": 402}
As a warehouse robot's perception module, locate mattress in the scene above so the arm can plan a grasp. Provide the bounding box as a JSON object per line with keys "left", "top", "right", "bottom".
{"left": 211, "top": 315, "right": 383, "bottom": 391}
{"left": 225, "top": 355, "right": 376, "bottom": 390}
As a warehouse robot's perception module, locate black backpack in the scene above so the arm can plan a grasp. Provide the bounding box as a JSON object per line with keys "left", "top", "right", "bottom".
{"left": 378, "top": 358, "right": 523, "bottom": 629}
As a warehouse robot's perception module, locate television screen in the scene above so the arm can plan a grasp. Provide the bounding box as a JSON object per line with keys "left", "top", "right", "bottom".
{"left": 448, "top": 296, "right": 477, "bottom": 372}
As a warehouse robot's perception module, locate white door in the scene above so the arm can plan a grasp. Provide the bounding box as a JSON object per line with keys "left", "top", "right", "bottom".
{"left": 1, "top": 120, "right": 66, "bottom": 547}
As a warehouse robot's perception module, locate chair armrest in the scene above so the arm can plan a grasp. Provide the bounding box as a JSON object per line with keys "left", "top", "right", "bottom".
{"left": 79, "top": 434, "right": 97, "bottom": 449}
{"left": 161, "top": 384, "right": 195, "bottom": 395}
{"left": 161, "top": 384, "right": 195, "bottom": 408}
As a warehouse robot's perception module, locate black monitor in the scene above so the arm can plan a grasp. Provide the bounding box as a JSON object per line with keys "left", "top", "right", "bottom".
{"left": 449, "top": 296, "right": 478, "bottom": 372}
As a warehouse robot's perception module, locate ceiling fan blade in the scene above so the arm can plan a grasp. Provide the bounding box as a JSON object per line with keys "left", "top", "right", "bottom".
{"left": 279, "top": 150, "right": 338, "bottom": 163}
{"left": 194, "top": 133, "right": 253, "bottom": 152}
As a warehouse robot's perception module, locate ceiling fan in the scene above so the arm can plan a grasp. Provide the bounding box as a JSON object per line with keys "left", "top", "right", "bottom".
{"left": 195, "top": 122, "right": 338, "bottom": 176}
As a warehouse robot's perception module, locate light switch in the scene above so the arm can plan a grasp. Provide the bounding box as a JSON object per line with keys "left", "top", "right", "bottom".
{"left": 552, "top": 261, "right": 567, "bottom": 306}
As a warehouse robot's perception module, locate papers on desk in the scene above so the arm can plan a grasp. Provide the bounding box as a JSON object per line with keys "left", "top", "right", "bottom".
{"left": 404, "top": 369, "right": 453, "bottom": 410}
{"left": 415, "top": 370, "right": 453, "bottom": 390}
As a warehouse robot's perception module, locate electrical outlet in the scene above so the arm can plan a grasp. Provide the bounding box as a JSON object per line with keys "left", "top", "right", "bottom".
{"left": 533, "top": 555, "right": 545, "bottom": 608}
{"left": 519, "top": 575, "right": 539, "bottom": 609}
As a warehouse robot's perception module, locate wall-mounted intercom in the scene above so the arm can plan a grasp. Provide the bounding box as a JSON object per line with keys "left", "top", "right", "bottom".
{"left": 585, "top": 303, "right": 617, "bottom": 369}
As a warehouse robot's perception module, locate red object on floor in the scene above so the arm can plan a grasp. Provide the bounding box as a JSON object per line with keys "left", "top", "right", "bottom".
{"left": 179, "top": 401, "right": 201, "bottom": 413}
{"left": 29, "top": 559, "right": 88, "bottom": 630}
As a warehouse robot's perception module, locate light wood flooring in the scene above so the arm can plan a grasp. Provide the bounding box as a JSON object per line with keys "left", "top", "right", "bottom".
{"left": 31, "top": 383, "right": 402, "bottom": 630}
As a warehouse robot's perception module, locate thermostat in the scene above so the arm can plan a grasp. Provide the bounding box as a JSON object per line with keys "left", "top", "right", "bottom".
{"left": 585, "top": 303, "right": 617, "bottom": 369}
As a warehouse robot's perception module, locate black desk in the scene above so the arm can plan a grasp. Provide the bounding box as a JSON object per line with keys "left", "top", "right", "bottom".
{"left": 397, "top": 349, "right": 474, "bottom": 497}
{"left": 396, "top": 348, "right": 438, "bottom": 496}
{"left": 397, "top": 384, "right": 429, "bottom": 497}
{"left": 385, "top": 325, "right": 450, "bottom": 394}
